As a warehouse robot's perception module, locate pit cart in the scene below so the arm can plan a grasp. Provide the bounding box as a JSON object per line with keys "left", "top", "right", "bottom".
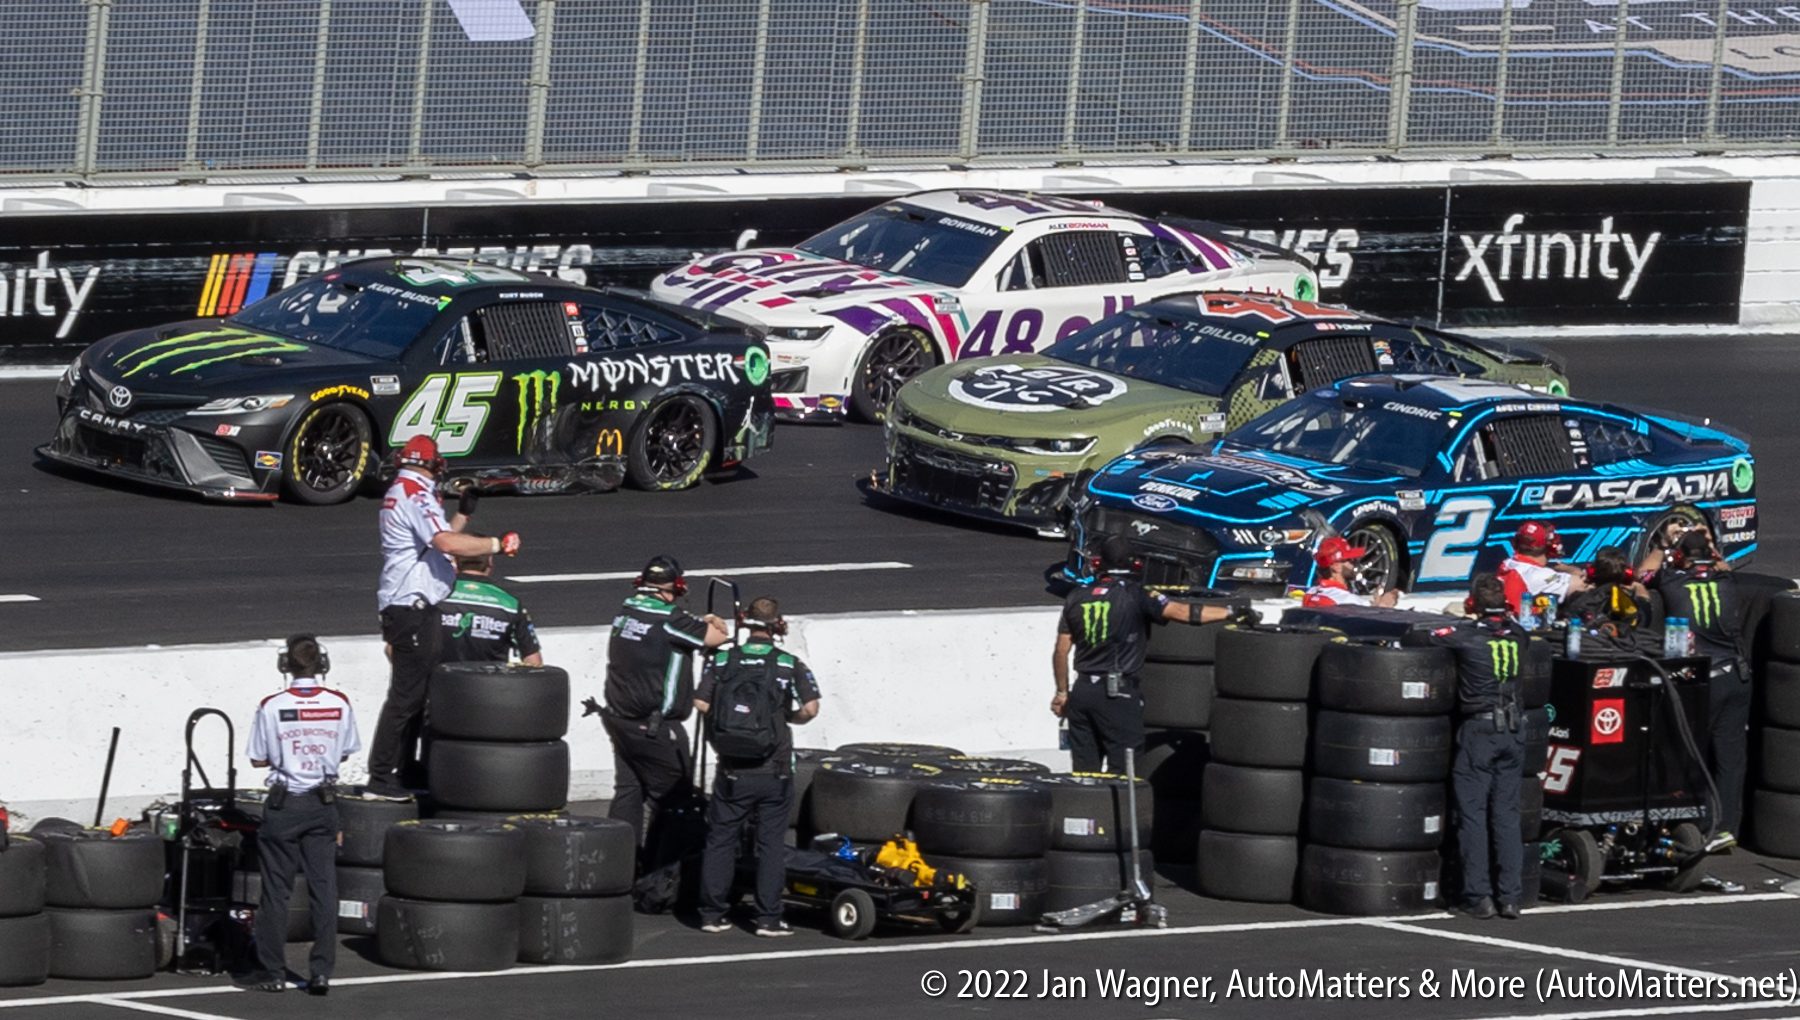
{"left": 780, "top": 836, "right": 982, "bottom": 940}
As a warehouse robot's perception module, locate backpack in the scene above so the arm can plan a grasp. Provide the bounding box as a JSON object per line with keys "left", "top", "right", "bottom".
{"left": 706, "top": 647, "right": 784, "bottom": 761}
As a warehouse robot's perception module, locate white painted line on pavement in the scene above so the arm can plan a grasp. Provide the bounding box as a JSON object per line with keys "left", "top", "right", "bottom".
{"left": 1364, "top": 919, "right": 1736, "bottom": 982}
{"left": 0, "top": 892, "right": 1793, "bottom": 1011}
{"left": 0, "top": 594, "right": 40, "bottom": 603}
{"left": 93, "top": 999, "right": 244, "bottom": 1020}
{"left": 507, "top": 561, "right": 913, "bottom": 584}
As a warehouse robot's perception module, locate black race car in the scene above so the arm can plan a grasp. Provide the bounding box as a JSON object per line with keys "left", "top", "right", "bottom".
{"left": 40, "top": 257, "right": 775, "bottom": 504}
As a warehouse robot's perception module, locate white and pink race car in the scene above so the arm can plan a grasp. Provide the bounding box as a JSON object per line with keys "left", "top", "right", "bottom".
{"left": 650, "top": 189, "right": 1319, "bottom": 423}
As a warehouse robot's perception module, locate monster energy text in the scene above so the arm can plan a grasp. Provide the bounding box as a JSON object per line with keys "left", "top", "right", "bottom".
{"left": 1082, "top": 601, "right": 1111, "bottom": 644}
{"left": 1489, "top": 639, "right": 1519, "bottom": 683}
{"left": 513, "top": 370, "right": 560, "bottom": 453}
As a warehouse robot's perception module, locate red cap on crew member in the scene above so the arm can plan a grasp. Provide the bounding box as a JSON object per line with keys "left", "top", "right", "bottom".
{"left": 1514, "top": 521, "right": 1555, "bottom": 556}
{"left": 397, "top": 435, "right": 441, "bottom": 471}
{"left": 1313, "top": 536, "right": 1368, "bottom": 570}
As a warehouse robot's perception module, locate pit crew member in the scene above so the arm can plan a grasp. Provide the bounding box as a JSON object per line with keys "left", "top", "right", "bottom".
{"left": 1499, "top": 521, "right": 1587, "bottom": 613}
{"left": 1558, "top": 546, "right": 1652, "bottom": 654}
{"left": 1300, "top": 536, "right": 1401, "bottom": 608}
{"left": 437, "top": 540, "right": 543, "bottom": 666}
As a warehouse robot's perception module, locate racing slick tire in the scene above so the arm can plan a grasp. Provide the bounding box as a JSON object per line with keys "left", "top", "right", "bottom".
{"left": 517, "top": 894, "right": 633, "bottom": 964}
{"left": 1771, "top": 593, "right": 1800, "bottom": 663}
{"left": 0, "top": 914, "right": 49, "bottom": 986}
{"left": 909, "top": 778, "right": 1052, "bottom": 859}
{"left": 1140, "top": 662, "right": 1215, "bottom": 730}
{"left": 924, "top": 855, "right": 1048, "bottom": 927}
{"left": 1317, "top": 643, "right": 1456, "bottom": 716}
{"left": 1750, "top": 789, "right": 1800, "bottom": 858}
{"left": 38, "top": 828, "right": 164, "bottom": 909}
{"left": 426, "top": 739, "right": 570, "bottom": 812}
{"left": 382, "top": 820, "right": 528, "bottom": 903}
{"left": 45, "top": 907, "right": 157, "bottom": 980}
{"left": 834, "top": 742, "right": 963, "bottom": 761}
{"left": 1141, "top": 728, "right": 1210, "bottom": 794}
{"left": 1210, "top": 698, "right": 1309, "bottom": 769}
{"left": 336, "top": 866, "right": 385, "bottom": 936}
{"left": 1043, "top": 849, "right": 1155, "bottom": 913}
{"left": 626, "top": 394, "right": 717, "bottom": 491}
{"left": 1197, "top": 831, "right": 1299, "bottom": 903}
{"left": 1145, "top": 592, "right": 1247, "bottom": 663}
{"left": 792, "top": 748, "right": 853, "bottom": 832}
{"left": 1038, "top": 773, "right": 1154, "bottom": 852}
{"left": 1151, "top": 797, "right": 1204, "bottom": 864}
{"left": 513, "top": 815, "right": 635, "bottom": 897}
{"left": 1760, "top": 727, "right": 1800, "bottom": 793}
{"left": 1343, "top": 523, "right": 1405, "bottom": 593}
{"left": 935, "top": 756, "right": 1053, "bottom": 777}
{"left": 1305, "top": 778, "right": 1446, "bottom": 851}
{"left": 336, "top": 787, "right": 421, "bottom": 867}
{"left": 1520, "top": 778, "right": 1545, "bottom": 843}
{"left": 0, "top": 835, "right": 46, "bottom": 917}
{"left": 283, "top": 401, "right": 373, "bottom": 505}
{"left": 850, "top": 327, "right": 937, "bottom": 424}
{"left": 1298, "top": 846, "right": 1442, "bottom": 916}
{"left": 28, "top": 818, "right": 83, "bottom": 835}
{"left": 809, "top": 760, "right": 945, "bottom": 843}
{"left": 1765, "top": 661, "right": 1800, "bottom": 729}
{"left": 428, "top": 663, "right": 570, "bottom": 741}
{"left": 230, "top": 871, "right": 312, "bottom": 942}
{"left": 377, "top": 897, "right": 519, "bottom": 972}
{"left": 1310, "top": 712, "right": 1452, "bottom": 784}
{"left": 1215, "top": 625, "right": 1338, "bottom": 701}
{"left": 1200, "top": 764, "right": 1304, "bottom": 836}
{"left": 1522, "top": 707, "right": 1551, "bottom": 778}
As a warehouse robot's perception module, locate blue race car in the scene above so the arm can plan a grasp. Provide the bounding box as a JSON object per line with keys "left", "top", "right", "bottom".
{"left": 1066, "top": 375, "right": 1757, "bottom": 593}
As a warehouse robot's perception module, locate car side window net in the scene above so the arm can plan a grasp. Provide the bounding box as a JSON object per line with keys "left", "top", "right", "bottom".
{"left": 1287, "top": 337, "right": 1379, "bottom": 390}
{"left": 475, "top": 301, "right": 576, "bottom": 361}
{"left": 1129, "top": 234, "right": 1189, "bottom": 279}
{"left": 581, "top": 305, "right": 682, "bottom": 351}
{"left": 1028, "top": 230, "right": 1127, "bottom": 288}
{"left": 1386, "top": 337, "right": 1482, "bottom": 377}
{"left": 1488, "top": 415, "right": 1578, "bottom": 477}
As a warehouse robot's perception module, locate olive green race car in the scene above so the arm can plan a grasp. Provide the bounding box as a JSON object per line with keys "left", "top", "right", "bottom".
{"left": 870, "top": 291, "right": 1568, "bottom": 537}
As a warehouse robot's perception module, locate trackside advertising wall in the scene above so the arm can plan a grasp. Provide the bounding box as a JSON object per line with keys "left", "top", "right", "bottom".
{"left": 0, "top": 181, "right": 1750, "bottom": 363}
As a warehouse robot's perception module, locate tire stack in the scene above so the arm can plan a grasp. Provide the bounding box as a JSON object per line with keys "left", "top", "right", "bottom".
{"left": 0, "top": 834, "right": 49, "bottom": 987}
{"left": 1036, "top": 773, "right": 1155, "bottom": 914}
{"left": 379, "top": 820, "right": 526, "bottom": 972}
{"left": 426, "top": 663, "right": 571, "bottom": 818}
{"left": 37, "top": 827, "right": 163, "bottom": 980}
{"left": 910, "top": 776, "right": 1052, "bottom": 927}
{"left": 513, "top": 815, "right": 636, "bottom": 965}
{"left": 1518, "top": 639, "right": 1553, "bottom": 904}
{"left": 335, "top": 787, "right": 420, "bottom": 936}
{"left": 1199, "top": 625, "right": 1336, "bottom": 902}
{"left": 1137, "top": 594, "right": 1241, "bottom": 862}
{"left": 809, "top": 758, "right": 948, "bottom": 844}
{"left": 1299, "top": 642, "right": 1455, "bottom": 915}
{"left": 1752, "top": 593, "right": 1800, "bottom": 857}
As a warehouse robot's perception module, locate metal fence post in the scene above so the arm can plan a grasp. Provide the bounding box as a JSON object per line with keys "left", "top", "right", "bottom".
{"left": 73, "top": 0, "right": 113, "bottom": 177}
{"left": 1702, "top": 0, "right": 1729, "bottom": 141}
{"left": 1059, "top": 0, "right": 1088, "bottom": 154}
{"left": 625, "top": 0, "right": 654, "bottom": 160}
{"left": 843, "top": 0, "right": 873, "bottom": 156}
{"left": 305, "top": 0, "right": 333, "bottom": 170}
{"left": 1385, "top": 0, "right": 1418, "bottom": 150}
{"left": 182, "top": 0, "right": 212, "bottom": 171}
{"left": 523, "top": 0, "right": 557, "bottom": 167}
{"left": 1273, "top": 0, "right": 1301, "bottom": 147}
{"left": 957, "top": 0, "right": 991, "bottom": 160}
{"left": 407, "top": 0, "right": 435, "bottom": 166}
{"left": 1605, "top": 0, "right": 1628, "bottom": 144}
{"left": 1489, "top": 0, "right": 1512, "bottom": 146}
{"left": 1176, "top": 0, "right": 1203, "bottom": 152}
{"left": 745, "top": 0, "right": 773, "bottom": 160}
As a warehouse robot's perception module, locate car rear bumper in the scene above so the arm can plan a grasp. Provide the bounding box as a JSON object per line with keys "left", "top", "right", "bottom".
{"left": 39, "top": 410, "right": 279, "bottom": 502}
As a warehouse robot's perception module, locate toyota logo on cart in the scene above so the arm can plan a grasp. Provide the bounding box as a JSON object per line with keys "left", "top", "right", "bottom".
{"left": 108, "top": 385, "right": 133, "bottom": 410}
{"left": 1591, "top": 699, "right": 1626, "bottom": 744}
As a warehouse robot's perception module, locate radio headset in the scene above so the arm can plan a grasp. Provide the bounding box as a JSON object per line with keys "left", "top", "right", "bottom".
{"left": 276, "top": 634, "right": 332, "bottom": 681}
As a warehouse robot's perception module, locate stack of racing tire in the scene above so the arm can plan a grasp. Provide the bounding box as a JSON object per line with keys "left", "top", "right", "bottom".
{"left": 1752, "top": 593, "right": 1800, "bottom": 857}
{"left": 1517, "top": 642, "right": 1554, "bottom": 904}
{"left": 0, "top": 831, "right": 49, "bottom": 987}
{"left": 510, "top": 815, "right": 636, "bottom": 964}
{"left": 425, "top": 663, "right": 572, "bottom": 819}
{"left": 1197, "top": 625, "right": 1335, "bottom": 903}
{"left": 334, "top": 788, "right": 420, "bottom": 936}
{"left": 378, "top": 819, "right": 527, "bottom": 971}
{"left": 1138, "top": 592, "right": 1244, "bottom": 864}
{"left": 36, "top": 826, "right": 163, "bottom": 979}
{"left": 910, "top": 774, "right": 1053, "bottom": 928}
{"left": 1300, "top": 641, "right": 1455, "bottom": 915}
{"left": 1036, "top": 773, "right": 1156, "bottom": 916}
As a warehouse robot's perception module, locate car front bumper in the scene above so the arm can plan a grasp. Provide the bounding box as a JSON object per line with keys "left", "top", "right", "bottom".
{"left": 877, "top": 426, "right": 1088, "bottom": 535}
{"left": 39, "top": 407, "right": 280, "bottom": 502}
{"left": 1067, "top": 504, "right": 1303, "bottom": 591}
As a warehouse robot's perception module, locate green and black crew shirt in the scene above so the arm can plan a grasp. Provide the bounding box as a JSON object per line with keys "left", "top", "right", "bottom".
{"left": 604, "top": 592, "right": 712, "bottom": 721}
{"left": 1058, "top": 576, "right": 1169, "bottom": 676}
{"left": 695, "top": 641, "right": 823, "bottom": 774}
{"left": 437, "top": 574, "right": 541, "bottom": 664}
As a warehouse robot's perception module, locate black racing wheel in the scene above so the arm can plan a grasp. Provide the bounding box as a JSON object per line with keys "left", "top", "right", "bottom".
{"left": 626, "top": 395, "right": 717, "bottom": 491}
{"left": 1343, "top": 523, "right": 1404, "bottom": 594}
{"left": 284, "top": 402, "right": 373, "bottom": 505}
{"left": 851, "top": 327, "right": 937, "bottom": 424}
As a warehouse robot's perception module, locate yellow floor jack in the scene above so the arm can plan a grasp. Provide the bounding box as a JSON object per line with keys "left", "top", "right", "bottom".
{"left": 1035, "top": 747, "right": 1167, "bottom": 932}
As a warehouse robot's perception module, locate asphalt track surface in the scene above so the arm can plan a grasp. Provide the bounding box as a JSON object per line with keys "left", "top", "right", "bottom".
{"left": 5, "top": 335, "right": 1800, "bottom": 652}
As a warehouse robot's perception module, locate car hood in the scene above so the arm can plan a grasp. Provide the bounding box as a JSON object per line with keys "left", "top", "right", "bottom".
{"left": 656, "top": 248, "right": 948, "bottom": 321}
{"left": 82, "top": 321, "right": 379, "bottom": 394}
{"left": 1087, "top": 443, "right": 1398, "bottom": 523}
{"left": 897, "top": 355, "right": 1222, "bottom": 436}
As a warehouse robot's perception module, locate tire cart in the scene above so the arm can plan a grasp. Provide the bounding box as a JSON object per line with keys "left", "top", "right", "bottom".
{"left": 779, "top": 836, "right": 982, "bottom": 940}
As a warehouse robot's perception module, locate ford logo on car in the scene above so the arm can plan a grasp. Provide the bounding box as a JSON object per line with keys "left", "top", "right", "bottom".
{"left": 1131, "top": 492, "right": 1179, "bottom": 513}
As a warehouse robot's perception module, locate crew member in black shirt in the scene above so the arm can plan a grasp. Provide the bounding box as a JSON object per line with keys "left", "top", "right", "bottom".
{"left": 692, "top": 597, "right": 821, "bottom": 937}
{"left": 1645, "top": 527, "right": 1747, "bottom": 850}
{"left": 1428, "top": 573, "right": 1535, "bottom": 920}
{"left": 1052, "top": 536, "right": 1246, "bottom": 772}
{"left": 600, "top": 555, "right": 730, "bottom": 847}
{"left": 437, "top": 541, "right": 543, "bottom": 665}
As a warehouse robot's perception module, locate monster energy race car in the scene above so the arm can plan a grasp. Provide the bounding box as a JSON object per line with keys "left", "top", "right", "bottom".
{"left": 40, "top": 257, "right": 774, "bottom": 504}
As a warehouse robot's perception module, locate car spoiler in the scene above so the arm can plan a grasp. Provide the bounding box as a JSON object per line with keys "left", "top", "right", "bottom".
{"left": 1157, "top": 216, "right": 1318, "bottom": 269}
{"left": 1635, "top": 409, "right": 1751, "bottom": 453}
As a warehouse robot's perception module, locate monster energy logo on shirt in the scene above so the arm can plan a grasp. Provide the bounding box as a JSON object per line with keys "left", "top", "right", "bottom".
{"left": 1082, "top": 601, "right": 1111, "bottom": 644}
{"left": 512, "top": 370, "right": 559, "bottom": 453}
{"left": 1685, "top": 581, "right": 1722, "bottom": 628}
{"left": 1489, "top": 639, "right": 1519, "bottom": 684}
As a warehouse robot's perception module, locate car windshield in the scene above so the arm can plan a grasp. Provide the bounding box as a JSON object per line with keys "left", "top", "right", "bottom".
{"left": 1226, "top": 391, "right": 1447, "bottom": 477}
{"left": 1043, "top": 310, "right": 1262, "bottom": 396}
{"left": 796, "top": 204, "right": 1006, "bottom": 287}
{"left": 229, "top": 277, "right": 442, "bottom": 358}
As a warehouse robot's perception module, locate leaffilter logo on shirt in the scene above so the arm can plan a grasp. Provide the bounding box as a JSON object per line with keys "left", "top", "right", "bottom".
{"left": 1082, "top": 600, "right": 1111, "bottom": 644}
{"left": 1489, "top": 639, "right": 1519, "bottom": 683}
{"left": 1685, "top": 581, "right": 1722, "bottom": 628}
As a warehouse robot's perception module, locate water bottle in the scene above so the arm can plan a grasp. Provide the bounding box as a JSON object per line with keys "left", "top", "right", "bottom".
{"left": 1518, "top": 601, "right": 1539, "bottom": 631}
{"left": 1564, "top": 621, "right": 1582, "bottom": 659}
{"left": 1663, "top": 617, "right": 1689, "bottom": 659}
